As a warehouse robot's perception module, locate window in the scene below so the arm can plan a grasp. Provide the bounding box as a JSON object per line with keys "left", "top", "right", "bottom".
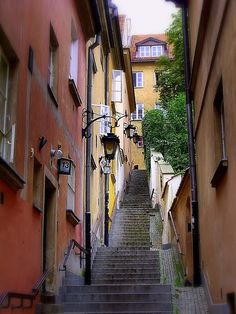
{"left": 112, "top": 70, "right": 122, "bottom": 102}
{"left": 100, "top": 104, "right": 110, "bottom": 135}
{"left": 0, "top": 46, "right": 16, "bottom": 163}
{"left": 214, "top": 80, "right": 226, "bottom": 161}
{"left": 138, "top": 46, "right": 150, "bottom": 57}
{"left": 67, "top": 163, "right": 75, "bottom": 211}
{"left": 69, "top": 27, "right": 78, "bottom": 85}
{"left": 151, "top": 45, "right": 163, "bottom": 57}
{"left": 211, "top": 79, "right": 228, "bottom": 187}
{"left": 131, "top": 104, "right": 144, "bottom": 120}
{"left": 138, "top": 45, "right": 164, "bottom": 58}
{"left": 133, "top": 72, "right": 143, "bottom": 88}
{"left": 48, "top": 25, "right": 58, "bottom": 99}
{"left": 154, "top": 71, "right": 158, "bottom": 86}
{"left": 33, "top": 158, "right": 43, "bottom": 211}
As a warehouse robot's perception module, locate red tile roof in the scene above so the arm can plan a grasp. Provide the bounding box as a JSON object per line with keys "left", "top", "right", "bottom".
{"left": 130, "top": 34, "right": 171, "bottom": 62}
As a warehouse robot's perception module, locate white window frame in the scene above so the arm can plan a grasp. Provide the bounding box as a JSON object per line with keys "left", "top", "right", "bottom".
{"left": 151, "top": 45, "right": 163, "bottom": 57}
{"left": 0, "top": 47, "right": 15, "bottom": 163}
{"left": 112, "top": 70, "right": 122, "bottom": 102}
{"left": 48, "top": 26, "right": 58, "bottom": 96}
{"left": 100, "top": 104, "right": 110, "bottom": 135}
{"left": 67, "top": 163, "right": 75, "bottom": 212}
{"left": 138, "top": 46, "right": 150, "bottom": 57}
{"left": 131, "top": 103, "right": 144, "bottom": 120}
{"left": 69, "top": 39, "right": 79, "bottom": 84}
{"left": 133, "top": 72, "right": 143, "bottom": 88}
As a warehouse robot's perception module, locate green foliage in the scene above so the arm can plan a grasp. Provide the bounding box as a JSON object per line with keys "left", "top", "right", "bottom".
{"left": 143, "top": 10, "right": 189, "bottom": 173}
{"left": 143, "top": 93, "right": 188, "bottom": 173}
{"left": 155, "top": 10, "right": 185, "bottom": 107}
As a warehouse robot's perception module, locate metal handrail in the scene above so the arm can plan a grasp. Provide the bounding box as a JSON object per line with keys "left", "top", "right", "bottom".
{"left": 168, "top": 211, "right": 182, "bottom": 254}
{"left": 150, "top": 188, "right": 155, "bottom": 200}
{"left": 60, "top": 239, "right": 89, "bottom": 271}
{"left": 0, "top": 267, "right": 53, "bottom": 309}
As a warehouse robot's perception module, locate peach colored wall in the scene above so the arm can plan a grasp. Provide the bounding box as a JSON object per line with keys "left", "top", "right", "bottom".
{"left": 171, "top": 174, "right": 193, "bottom": 283}
{"left": 0, "top": 0, "right": 88, "bottom": 310}
{"left": 189, "top": 0, "right": 236, "bottom": 304}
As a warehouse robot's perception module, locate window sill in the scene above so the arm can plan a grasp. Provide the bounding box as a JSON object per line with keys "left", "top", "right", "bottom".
{"left": 66, "top": 209, "right": 80, "bottom": 226}
{"left": 68, "top": 79, "right": 82, "bottom": 107}
{"left": 0, "top": 156, "right": 25, "bottom": 190}
{"left": 211, "top": 158, "right": 228, "bottom": 188}
{"left": 47, "top": 84, "right": 58, "bottom": 107}
{"left": 33, "top": 203, "right": 43, "bottom": 213}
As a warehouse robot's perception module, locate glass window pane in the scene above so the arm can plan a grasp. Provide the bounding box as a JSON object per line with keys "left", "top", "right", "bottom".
{"left": 0, "top": 56, "right": 8, "bottom": 95}
{"left": 0, "top": 93, "right": 5, "bottom": 132}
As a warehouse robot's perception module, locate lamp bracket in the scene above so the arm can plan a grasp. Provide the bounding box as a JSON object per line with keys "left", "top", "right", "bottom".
{"left": 82, "top": 115, "right": 106, "bottom": 138}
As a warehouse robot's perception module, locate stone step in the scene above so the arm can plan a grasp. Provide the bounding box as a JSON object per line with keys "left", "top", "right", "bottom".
{"left": 63, "top": 301, "right": 171, "bottom": 312}
{"left": 92, "top": 263, "right": 159, "bottom": 270}
{"left": 92, "top": 267, "right": 160, "bottom": 273}
{"left": 65, "top": 284, "right": 171, "bottom": 294}
{"left": 64, "top": 292, "right": 171, "bottom": 303}
{"left": 91, "top": 278, "right": 161, "bottom": 285}
{"left": 93, "top": 255, "right": 158, "bottom": 262}
{"left": 64, "top": 312, "right": 171, "bottom": 314}
{"left": 95, "top": 248, "right": 156, "bottom": 254}
{"left": 92, "top": 272, "right": 160, "bottom": 280}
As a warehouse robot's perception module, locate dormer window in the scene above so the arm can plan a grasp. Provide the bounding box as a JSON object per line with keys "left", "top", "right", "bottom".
{"left": 137, "top": 45, "right": 164, "bottom": 57}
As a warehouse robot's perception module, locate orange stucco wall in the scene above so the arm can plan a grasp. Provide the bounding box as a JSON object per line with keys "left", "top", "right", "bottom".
{"left": 189, "top": 0, "right": 236, "bottom": 304}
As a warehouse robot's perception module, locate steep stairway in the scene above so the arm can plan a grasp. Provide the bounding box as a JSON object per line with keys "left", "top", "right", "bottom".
{"left": 62, "top": 170, "right": 172, "bottom": 313}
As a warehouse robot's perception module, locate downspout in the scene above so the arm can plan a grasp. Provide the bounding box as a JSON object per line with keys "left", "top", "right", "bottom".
{"left": 85, "top": 34, "right": 100, "bottom": 285}
{"left": 104, "top": 53, "right": 110, "bottom": 247}
{"left": 181, "top": 5, "right": 201, "bottom": 286}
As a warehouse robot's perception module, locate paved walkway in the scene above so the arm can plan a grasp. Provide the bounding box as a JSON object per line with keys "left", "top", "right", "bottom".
{"left": 150, "top": 209, "right": 209, "bottom": 314}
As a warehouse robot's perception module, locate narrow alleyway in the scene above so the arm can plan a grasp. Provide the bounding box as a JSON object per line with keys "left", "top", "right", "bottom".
{"left": 52, "top": 170, "right": 209, "bottom": 313}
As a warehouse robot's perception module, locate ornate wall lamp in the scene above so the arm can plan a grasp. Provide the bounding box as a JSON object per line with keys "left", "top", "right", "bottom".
{"left": 101, "top": 132, "right": 120, "bottom": 161}
{"left": 125, "top": 124, "right": 136, "bottom": 139}
{"left": 101, "top": 132, "right": 120, "bottom": 247}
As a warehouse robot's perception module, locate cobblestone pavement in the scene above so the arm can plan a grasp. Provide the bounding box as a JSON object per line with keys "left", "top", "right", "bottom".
{"left": 150, "top": 210, "right": 209, "bottom": 314}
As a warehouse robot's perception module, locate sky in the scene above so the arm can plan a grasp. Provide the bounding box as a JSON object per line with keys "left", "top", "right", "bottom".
{"left": 113, "top": 0, "right": 178, "bottom": 35}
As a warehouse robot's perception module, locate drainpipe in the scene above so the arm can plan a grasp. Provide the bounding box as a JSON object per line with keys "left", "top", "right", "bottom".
{"left": 181, "top": 5, "right": 201, "bottom": 286}
{"left": 85, "top": 34, "right": 100, "bottom": 285}
{"left": 104, "top": 54, "right": 110, "bottom": 247}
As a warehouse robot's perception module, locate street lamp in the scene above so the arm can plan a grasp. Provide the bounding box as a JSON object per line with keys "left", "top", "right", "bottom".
{"left": 125, "top": 124, "right": 136, "bottom": 139}
{"left": 101, "top": 132, "right": 120, "bottom": 161}
{"left": 101, "top": 132, "right": 120, "bottom": 247}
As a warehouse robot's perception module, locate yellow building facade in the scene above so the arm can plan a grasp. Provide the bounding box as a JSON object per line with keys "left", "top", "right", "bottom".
{"left": 88, "top": 6, "right": 135, "bottom": 251}
{"left": 130, "top": 35, "right": 169, "bottom": 170}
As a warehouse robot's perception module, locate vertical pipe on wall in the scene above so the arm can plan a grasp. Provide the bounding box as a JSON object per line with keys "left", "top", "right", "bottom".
{"left": 181, "top": 5, "right": 201, "bottom": 286}
{"left": 85, "top": 34, "right": 100, "bottom": 285}
{"left": 104, "top": 54, "right": 110, "bottom": 246}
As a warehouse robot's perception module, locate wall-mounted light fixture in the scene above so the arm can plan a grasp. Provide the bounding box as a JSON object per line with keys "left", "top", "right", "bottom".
{"left": 39, "top": 136, "right": 47, "bottom": 151}
{"left": 50, "top": 146, "right": 63, "bottom": 159}
{"left": 101, "top": 132, "right": 120, "bottom": 161}
{"left": 57, "top": 157, "right": 73, "bottom": 175}
{"left": 133, "top": 131, "right": 140, "bottom": 144}
{"left": 125, "top": 124, "right": 136, "bottom": 139}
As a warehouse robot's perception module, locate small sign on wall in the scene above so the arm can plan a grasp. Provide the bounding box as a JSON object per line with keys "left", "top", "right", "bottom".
{"left": 57, "top": 158, "right": 72, "bottom": 175}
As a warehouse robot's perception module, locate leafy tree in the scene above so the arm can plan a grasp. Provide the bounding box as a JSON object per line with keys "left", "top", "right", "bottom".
{"left": 142, "top": 11, "right": 189, "bottom": 173}
{"left": 143, "top": 93, "right": 188, "bottom": 173}
{"left": 155, "top": 10, "right": 184, "bottom": 107}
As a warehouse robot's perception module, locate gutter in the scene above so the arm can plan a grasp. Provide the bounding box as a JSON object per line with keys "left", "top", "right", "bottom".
{"left": 85, "top": 34, "right": 101, "bottom": 285}
{"left": 181, "top": 5, "right": 201, "bottom": 286}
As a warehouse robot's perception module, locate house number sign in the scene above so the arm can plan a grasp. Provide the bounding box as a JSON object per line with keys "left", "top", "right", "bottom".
{"left": 57, "top": 158, "right": 72, "bottom": 175}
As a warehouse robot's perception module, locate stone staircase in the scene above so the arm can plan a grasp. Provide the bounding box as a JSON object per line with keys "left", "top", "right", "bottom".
{"left": 59, "top": 170, "right": 172, "bottom": 313}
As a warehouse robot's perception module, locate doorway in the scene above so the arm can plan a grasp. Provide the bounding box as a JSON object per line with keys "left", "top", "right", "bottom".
{"left": 43, "top": 177, "right": 57, "bottom": 293}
